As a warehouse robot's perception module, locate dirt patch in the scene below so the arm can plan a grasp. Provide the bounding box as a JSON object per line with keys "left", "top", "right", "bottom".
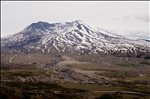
{"left": 57, "top": 56, "right": 89, "bottom": 66}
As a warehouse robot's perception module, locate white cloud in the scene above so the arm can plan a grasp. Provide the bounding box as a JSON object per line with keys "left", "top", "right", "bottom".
{"left": 134, "top": 15, "right": 150, "bottom": 22}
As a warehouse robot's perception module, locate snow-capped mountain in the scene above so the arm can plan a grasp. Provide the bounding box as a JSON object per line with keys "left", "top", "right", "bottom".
{"left": 1, "top": 20, "right": 150, "bottom": 56}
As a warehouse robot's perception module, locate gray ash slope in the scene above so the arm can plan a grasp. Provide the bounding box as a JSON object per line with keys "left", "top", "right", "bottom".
{"left": 1, "top": 20, "right": 150, "bottom": 57}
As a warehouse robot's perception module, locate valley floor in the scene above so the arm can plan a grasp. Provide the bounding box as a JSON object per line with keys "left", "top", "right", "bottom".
{"left": 1, "top": 53, "right": 150, "bottom": 99}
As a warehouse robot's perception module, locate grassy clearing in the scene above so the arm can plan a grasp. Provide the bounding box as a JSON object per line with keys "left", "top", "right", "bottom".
{"left": 9, "top": 72, "right": 34, "bottom": 78}
{"left": 59, "top": 84, "right": 125, "bottom": 91}
{"left": 1, "top": 70, "right": 37, "bottom": 78}
{"left": 125, "top": 76, "right": 150, "bottom": 81}
{"left": 59, "top": 83, "right": 150, "bottom": 93}
{"left": 97, "top": 70, "right": 139, "bottom": 79}
{"left": 2, "top": 81, "right": 64, "bottom": 90}
{"left": 65, "top": 63, "right": 103, "bottom": 71}
{"left": 119, "top": 63, "right": 136, "bottom": 67}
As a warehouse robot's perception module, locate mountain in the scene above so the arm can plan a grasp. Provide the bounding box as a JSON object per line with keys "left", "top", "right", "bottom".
{"left": 1, "top": 20, "right": 150, "bottom": 57}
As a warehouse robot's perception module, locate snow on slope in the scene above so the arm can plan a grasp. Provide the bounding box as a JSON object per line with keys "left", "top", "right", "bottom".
{"left": 1, "top": 20, "right": 149, "bottom": 55}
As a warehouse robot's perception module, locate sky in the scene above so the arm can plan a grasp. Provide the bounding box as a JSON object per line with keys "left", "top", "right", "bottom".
{"left": 1, "top": 1, "right": 150, "bottom": 40}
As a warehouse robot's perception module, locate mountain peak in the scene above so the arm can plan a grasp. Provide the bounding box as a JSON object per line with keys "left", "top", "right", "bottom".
{"left": 25, "top": 21, "right": 54, "bottom": 31}
{"left": 31, "top": 21, "right": 50, "bottom": 26}
{"left": 74, "top": 20, "right": 83, "bottom": 23}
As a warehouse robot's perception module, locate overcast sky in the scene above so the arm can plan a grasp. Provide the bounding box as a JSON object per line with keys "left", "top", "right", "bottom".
{"left": 1, "top": 1, "right": 150, "bottom": 40}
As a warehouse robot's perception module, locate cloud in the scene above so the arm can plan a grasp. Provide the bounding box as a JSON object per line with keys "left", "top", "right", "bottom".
{"left": 112, "top": 15, "right": 149, "bottom": 22}
{"left": 112, "top": 16, "right": 132, "bottom": 21}
{"left": 122, "top": 16, "right": 132, "bottom": 20}
{"left": 134, "top": 15, "right": 150, "bottom": 22}
{"left": 1, "top": 1, "right": 149, "bottom": 40}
